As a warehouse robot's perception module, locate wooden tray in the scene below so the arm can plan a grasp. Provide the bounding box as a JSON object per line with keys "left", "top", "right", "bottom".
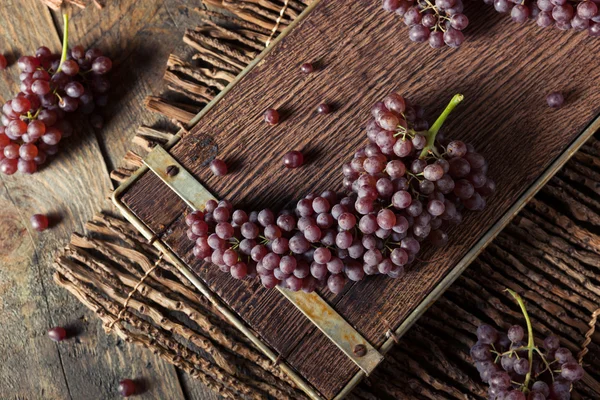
{"left": 112, "top": 1, "right": 600, "bottom": 398}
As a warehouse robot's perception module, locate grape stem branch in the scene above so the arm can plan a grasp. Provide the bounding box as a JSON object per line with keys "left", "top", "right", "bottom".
{"left": 506, "top": 289, "right": 535, "bottom": 393}
{"left": 56, "top": 14, "right": 69, "bottom": 73}
{"left": 419, "top": 93, "right": 464, "bottom": 159}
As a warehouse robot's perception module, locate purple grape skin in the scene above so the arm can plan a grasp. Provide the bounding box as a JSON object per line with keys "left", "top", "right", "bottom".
{"left": 382, "top": 0, "right": 401, "bottom": 12}
{"left": 476, "top": 324, "right": 498, "bottom": 344}
{"left": 546, "top": 92, "right": 564, "bottom": 108}
{"left": 552, "top": 3, "right": 574, "bottom": 21}
{"left": 511, "top": 4, "right": 530, "bottom": 22}
{"left": 444, "top": 28, "right": 465, "bottom": 48}
{"left": 450, "top": 14, "right": 469, "bottom": 30}
{"left": 561, "top": 362, "right": 584, "bottom": 381}
{"left": 403, "top": 7, "right": 422, "bottom": 25}
{"left": 578, "top": 0, "right": 598, "bottom": 19}
{"left": 494, "top": 0, "right": 512, "bottom": 12}
{"left": 409, "top": 25, "right": 430, "bottom": 42}
{"left": 429, "top": 31, "right": 445, "bottom": 48}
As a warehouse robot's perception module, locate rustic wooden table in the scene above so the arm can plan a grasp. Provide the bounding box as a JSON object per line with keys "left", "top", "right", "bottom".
{"left": 3, "top": 2, "right": 600, "bottom": 400}
{"left": 0, "top": 1, "right": 218, "bottom": 399}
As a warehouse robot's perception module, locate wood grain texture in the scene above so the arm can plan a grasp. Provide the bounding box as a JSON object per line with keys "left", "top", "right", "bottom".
{"left": 119, "top": 0, "right": 600, "bottom": 398}
{"left": 0, "top": 2, "right": 209, "bottom": 399}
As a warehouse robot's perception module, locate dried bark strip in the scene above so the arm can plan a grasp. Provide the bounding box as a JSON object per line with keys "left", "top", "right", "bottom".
{"left": 482, "top": 244, "right": 598, "bottom": 312}
{"left": 552, "top": 176, "right": 600, "bottom": 221}
{"left": 53, "top": 273, "right": 264, "bottom": 400}
{"left": 132, "top": 126, "right": 177, "bottom": 152}
{"left": 64, "top": 225, "right": 295, "bottom": 386}
{"left": 193, "top": 52, "right": 243, "bottom": 74}
{"left": 164, "top": 70, "right": 219, "bottom": 99}
{"left": 474, "top": 257, "right": 598, "bottom": 339}
{"left": 191, "top": 18, "right": 265, "bottom": 52}
{"left": 144, "top": 96, "right": 197, "bottom": 123}
{"left": 185, "top": 30, "right": 254, "bottom": 65}
{"left": 513, "top": 215, "right": 600, "bottom": 270}
{"left": 540, "top": 184, "right": 600, "bottom": 226}
{"left": 559, "top": 167, "right": 600, "bottom": 197}
{"left": 224, "top": 0, "right": 295, "bottom": 25}
{"left": 169, "top": 54, "right": 236, "bottom": 85}
{"left": 202, "top": 0, "right": 291, "bottom": 31}
{"left": 524, "top": 201, "right": 600, "bottom": 255}
{"left": 55, "top": 260, "right": 279, "bottom": 399}
{"left": 63, "top": 249, "right": 237, "bottom": 375}
{"left": 193, "top": 8, "right": 272, "bottom": 35}
{"left": 495, "top": 234, "right": 600, "bottom": 301}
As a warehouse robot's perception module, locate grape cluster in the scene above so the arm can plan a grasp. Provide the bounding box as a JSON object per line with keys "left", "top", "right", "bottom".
{"left": 382, "top": 0, "right": 469, "bottom": 48}
{"left": 470, "top": 290, "right": 585, "bottom": 400}
{"left": 0, "top": 43, "right": 112, "bottom": 175}
{"left": 484, "top": 0, "right": 600, "bottom": 34}
{"left": 186, "top": 92, "right": 494, "bottom": 294}
{"left": 343, "top": 93, "right": 494, "bottom": 249}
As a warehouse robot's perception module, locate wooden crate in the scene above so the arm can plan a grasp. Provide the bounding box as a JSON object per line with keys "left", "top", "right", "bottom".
{"left": 112, "top": 1, "right": 600, "bottom": 398}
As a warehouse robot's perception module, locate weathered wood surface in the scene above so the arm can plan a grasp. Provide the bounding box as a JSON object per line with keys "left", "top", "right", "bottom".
{"left": 120, "top": 0, "right": 600, "bottom": 397}
{"left": 0, "top": 1, "right": 216, "bottom": 399}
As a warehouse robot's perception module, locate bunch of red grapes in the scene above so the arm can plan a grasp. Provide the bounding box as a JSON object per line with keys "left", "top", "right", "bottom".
{"left": 470, "top": 291, "right": 585, "bottom": 400}
{"left": 382, "top": 0, "right": 469, "bottom": 48}
{"left": 484, "top": 0, "right": 600, "bottom": 34}
{"left": 0, "top": 45, "right": 112, "bottom": 175}
{"left": 185, "top": 92, "right": 495, "bottom": 294}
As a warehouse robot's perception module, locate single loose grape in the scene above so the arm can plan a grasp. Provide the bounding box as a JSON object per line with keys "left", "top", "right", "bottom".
{"left": 48, "top": 327, "right": 67, "bottom": 342}
{"left": 118, "top": 379, "right": 137, "bottom": 397}
{"left": 317, "top": 103, "right": 332, "bottom": 114}
{"left": 283, "top": 151, "right": 304, "bottom": 168}
{"left": 31, "top": 214, "right": 49, "bottom": 231}
{"left": 264, "top": 108, "right": 280, "bottom": 125}
{"left": 546, "top": 91, "right": 564, "bottom": 108}
{"left": 300, "top": 62, "right": 314, "bottom": 73}
{"left": 209, "top": 159, "right": 227, "bottom": 176}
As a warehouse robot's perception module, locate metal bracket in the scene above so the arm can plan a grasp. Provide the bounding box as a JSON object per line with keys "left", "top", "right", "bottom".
{"left": 144, "top": 146, "right": 217, "bottom": 210}
{"left": 142, "top": 145, "right": 383, "bottom": 375}
{"left": 278, "top": 288, "right": 383, "bottom": 374}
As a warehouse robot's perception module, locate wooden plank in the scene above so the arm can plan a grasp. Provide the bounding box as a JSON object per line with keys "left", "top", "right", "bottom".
{"left": 119, "top": 0, "right": 600, "bottom": 397}
{"left": 0, "top": 3, "right": 188, "bottom": 399}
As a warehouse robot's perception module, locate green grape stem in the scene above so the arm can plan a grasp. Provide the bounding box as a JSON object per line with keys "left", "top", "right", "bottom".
{"left": 506, "top": 289, "right": 535, "bottom": 393}
{"left": 56, "top": 14, "right": 69, "bottom": 73}
{"left": 419, "top": 93, "right": 464, "bottom": 160}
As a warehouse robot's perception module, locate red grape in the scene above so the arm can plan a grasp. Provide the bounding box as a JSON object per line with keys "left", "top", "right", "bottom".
{"left": 282, "top": 151, "right": 304, "bottom": 168}
{"left": 209, "top": 159, "right": 227, "bottom": 176}
{"left": 317, "top": 103, "right": 332, "bottom": 114}
{"left": 263, "top": 108, "right": 280, "bottom": 125}
{"left": 117, "top": 379, "right": 137, "bottom": 397}
{"left": 300, "top": 62, "right": 314, "bottom": 73}
{"left": 48, "top": 327, "right": 67, "bottom": 342}
{"left": 30, "top": 214, "right": 49, "bottom": 232}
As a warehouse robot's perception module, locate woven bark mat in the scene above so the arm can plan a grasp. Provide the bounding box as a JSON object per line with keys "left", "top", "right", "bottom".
{"left": 54, "top": 1, "right": 600, "bottom": 399}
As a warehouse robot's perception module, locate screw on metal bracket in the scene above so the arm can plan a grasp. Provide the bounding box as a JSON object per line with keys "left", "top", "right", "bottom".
{"left": 353, "top": 344, "right": 367, "bottom": 357}
{"left": 166, "top": 165, "right": 179, "bottom": 177}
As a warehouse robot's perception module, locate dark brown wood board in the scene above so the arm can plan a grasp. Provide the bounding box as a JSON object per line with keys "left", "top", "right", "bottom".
{"left": 116, "top": 0, "right": 600, "bottom": 398}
